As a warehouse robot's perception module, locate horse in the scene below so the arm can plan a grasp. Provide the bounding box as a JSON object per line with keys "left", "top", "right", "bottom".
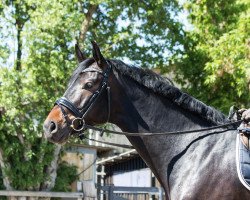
{"left": 43, "top": 41, "right": 250, "bottom": 199}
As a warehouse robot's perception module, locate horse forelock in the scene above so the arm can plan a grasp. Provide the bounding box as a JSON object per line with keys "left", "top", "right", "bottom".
{"left": 110, "top": 59, "right": 229, "bottom": 125}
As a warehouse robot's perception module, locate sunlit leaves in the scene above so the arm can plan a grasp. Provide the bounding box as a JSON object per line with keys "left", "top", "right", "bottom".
{"left": 174, "top": 0, "right": 250, "bottom": 113}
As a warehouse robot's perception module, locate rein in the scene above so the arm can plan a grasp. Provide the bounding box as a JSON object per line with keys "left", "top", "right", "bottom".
{"left": 80, "top": 119, "right": 250, "bottom": 149}
{"left": 84, "top": 119, "right": 243, "bottom": 137}
{"left": 75, "top": 119, "right": 244, "bottom": 149}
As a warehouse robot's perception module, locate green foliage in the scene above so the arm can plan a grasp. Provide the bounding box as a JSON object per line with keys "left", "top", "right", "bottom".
{"left": 0, "top": 63, "right": 56, "bottom": 189}
{"left": 53, "top": 161, "right": 78, "bottom": 192}
{"left": 0, "top": 0, "right": 79, "bottom": 190}
{"left": 86, "top": 0, "right": 184, "bottom": 67}
{"left": 173, "top": 0, "right": 250, "bottom": 113}
{"left": 1, "top": 0, "right": 248, "bottom": 191}
{"left": 0, "top": 0, "right": 184, "bottom": 191}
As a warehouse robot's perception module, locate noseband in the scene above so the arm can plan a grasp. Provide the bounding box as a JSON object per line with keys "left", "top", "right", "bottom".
{"left": 55, "top": 62, "right": 112, "bottom": 133}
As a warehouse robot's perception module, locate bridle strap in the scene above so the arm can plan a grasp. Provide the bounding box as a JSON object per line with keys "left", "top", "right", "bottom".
{"left": 55, "top": 61, "right": 112, "bottom": 132}
{"left": 56, "top": 97, "right": 82, "bottom": 118}
{"left": 57, "top": 103, "right": 72, "bottom": 126}
{"left": 81, "top": 81, "right": 108, "bottom": 119}
{"left": 106, "top": 86, "right": 111, "bottom": 123}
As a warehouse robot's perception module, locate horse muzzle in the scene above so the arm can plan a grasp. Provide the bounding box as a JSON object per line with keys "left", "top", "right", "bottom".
{"left": 43, "top": 119, "right": 71, "bottom": 144}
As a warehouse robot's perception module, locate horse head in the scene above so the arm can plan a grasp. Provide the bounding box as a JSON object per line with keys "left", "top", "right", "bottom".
{"left": 43, "top": 42, "right": 114, "bottom": 144}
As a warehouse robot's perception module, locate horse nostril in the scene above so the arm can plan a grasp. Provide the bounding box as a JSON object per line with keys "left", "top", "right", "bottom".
{"left": 49, "top": 121, "right": 58, "bottom": 134}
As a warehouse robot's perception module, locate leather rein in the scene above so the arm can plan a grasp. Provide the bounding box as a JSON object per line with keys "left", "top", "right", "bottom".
{"left": 55, "top": 61, "right": 249, "bottom": 149}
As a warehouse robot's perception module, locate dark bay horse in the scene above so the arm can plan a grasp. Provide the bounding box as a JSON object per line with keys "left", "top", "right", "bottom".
{"left": 43, "top": 42, "right": 250, "bottom": 199}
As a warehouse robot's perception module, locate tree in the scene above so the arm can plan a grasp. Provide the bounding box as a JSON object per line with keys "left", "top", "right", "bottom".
{"left": 0, "top": 0, "right": 81, "bottom": 192}
{"left": 0, "top": 0, "right": 184, "bottom": 192}
{"left": 173, "top": 0, "right": 250, "bottom": 113}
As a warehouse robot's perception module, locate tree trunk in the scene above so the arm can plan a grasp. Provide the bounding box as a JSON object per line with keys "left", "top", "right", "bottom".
{"left": 78, "top": 4, "right": 98, "bottom": 46}
{"left": 0, "top": 148, "right": 13, "bottom": 191}
{"left": 14, "top": 2, "right": 24, "bottom": 71}
{"left": 40, "top": 145, "right": 62, "bottom": 191}
{"left": 16, "top": 25, "right": 22, "bottom": 71}
{"left": 0, "top": 107, "right": 6, "bottom": 116}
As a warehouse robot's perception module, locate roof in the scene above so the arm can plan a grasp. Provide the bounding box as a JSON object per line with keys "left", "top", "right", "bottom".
{"left": 65, "top": 143, "right": 113, "bottom": 153}
{"left": 97, "top": 149, "right": 138, "bottom": 165}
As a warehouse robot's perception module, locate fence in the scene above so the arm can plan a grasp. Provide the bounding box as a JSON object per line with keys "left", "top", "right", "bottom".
{"left": 0, "top": 186, "right": 164, "bottom": 200}
{"left": 0, "top": 190, "right": 83, "bottom": 200}
{"left": 98, "top": 185, "right": 164, "bottom": 200}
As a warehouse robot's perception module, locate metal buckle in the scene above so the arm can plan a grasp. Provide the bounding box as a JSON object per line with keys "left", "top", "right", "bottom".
{"left": 71, "top": 118, "right": 86, "bottom": 132}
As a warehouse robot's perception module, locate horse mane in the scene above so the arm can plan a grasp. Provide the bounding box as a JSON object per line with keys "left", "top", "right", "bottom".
{"left": 110, "top": 59, "right": 229, "bottom": 125}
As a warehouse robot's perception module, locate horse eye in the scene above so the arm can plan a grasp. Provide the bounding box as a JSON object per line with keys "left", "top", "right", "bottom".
{"left": 84, "top": 82, "right": 93, "bottom": 89}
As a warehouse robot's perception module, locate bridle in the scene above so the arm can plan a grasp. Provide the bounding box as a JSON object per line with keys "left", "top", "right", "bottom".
{"left": 54, "top": 60, "right": 249, "bottom": 148}
{"left": 55, "top": 61, "right": 112, "bottom": 134}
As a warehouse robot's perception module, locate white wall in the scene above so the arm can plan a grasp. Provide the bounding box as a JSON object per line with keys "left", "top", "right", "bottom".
{"left": 113, "top": 168, "right": 151, "bottom": 187}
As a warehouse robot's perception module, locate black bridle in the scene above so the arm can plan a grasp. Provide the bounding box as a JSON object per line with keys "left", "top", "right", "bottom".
{"left": 55, "top": 61, "right": 112, "bottom": 133}
{"left": 54, "top": 60, "right": 249, "bottom": 148}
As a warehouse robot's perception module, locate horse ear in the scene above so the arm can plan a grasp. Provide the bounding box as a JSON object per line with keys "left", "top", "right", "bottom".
{"left": 75, "top": 43, "right": 86, "bottom": 63}
{"left": 91, "top": 41, "right": 107, "bottom": 69}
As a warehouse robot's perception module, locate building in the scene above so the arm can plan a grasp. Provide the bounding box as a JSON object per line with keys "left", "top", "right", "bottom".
{"left": 62, "top": 127, "right": 164, "bottom": 199}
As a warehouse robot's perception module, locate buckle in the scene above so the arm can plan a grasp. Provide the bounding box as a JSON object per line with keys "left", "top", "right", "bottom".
{"left": 71, "top": 118, "right": 86, "bottom": 132}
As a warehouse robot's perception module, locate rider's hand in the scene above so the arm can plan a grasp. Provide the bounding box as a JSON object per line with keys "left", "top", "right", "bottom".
{"left": 239, "top": 109, "right": 250, "bottom": 124}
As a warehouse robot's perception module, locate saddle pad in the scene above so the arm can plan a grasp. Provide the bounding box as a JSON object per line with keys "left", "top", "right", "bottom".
{"left": 236, "top": 133, "right": 250, "bottom": 190}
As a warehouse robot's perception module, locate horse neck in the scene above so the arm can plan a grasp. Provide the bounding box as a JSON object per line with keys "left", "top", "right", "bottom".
{"left": 110, "top": 74, "right": 220, "bottom": 133}
{"left": 109, "top": 72, "right": 232, "bottom": 198}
